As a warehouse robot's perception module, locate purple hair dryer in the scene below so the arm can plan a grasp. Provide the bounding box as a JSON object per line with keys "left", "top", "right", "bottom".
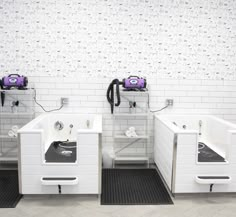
{"left": 1, "top": 74, "right": 28, "bottom": 89}
{"left": 123, "top": 76, "right": 146, "bottom": 90}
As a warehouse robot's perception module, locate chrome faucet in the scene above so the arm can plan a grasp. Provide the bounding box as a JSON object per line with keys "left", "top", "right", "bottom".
{"left": 69, "top": 124, "right": 73, "bottom": 134}
{"left": 54, "top": 121, "right": 64, "bottom": 130}
{"left": 199, "top": 120, "right": 202, "bottom": 136}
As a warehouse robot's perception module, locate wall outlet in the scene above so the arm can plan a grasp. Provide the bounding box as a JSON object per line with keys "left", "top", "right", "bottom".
{"left": 166, "top": 99, "right": 174, "bottom": 106}
{"left": 61, "top": 97, "right": 69, "bottom": 105}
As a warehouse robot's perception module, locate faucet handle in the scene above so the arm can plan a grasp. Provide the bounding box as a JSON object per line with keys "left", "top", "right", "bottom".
{"left": 54, "top": 121, "right": 64, "bottom": 130}
{"left": 199, "top": 120, "right": 202, "bottom": 126}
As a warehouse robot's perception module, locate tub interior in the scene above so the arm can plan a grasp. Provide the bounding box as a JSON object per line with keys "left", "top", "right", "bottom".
{"left": 30, "top": 114, "right": 96, "bottom": 163}
{"left": 160, "top": 115, "right": 236, "bottom": 163}
{"left": 45, "top": 141, "right": 77, "bottom": 163}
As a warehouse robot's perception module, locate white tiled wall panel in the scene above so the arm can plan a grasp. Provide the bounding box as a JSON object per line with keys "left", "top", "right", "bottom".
{"left": 2, "top": 76, "right": 236, "bottom": 160}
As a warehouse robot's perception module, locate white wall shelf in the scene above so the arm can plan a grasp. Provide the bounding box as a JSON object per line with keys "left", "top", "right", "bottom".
{"left": 0, "top": 88, "right": 35, "bottom": 163}
{"left": 114, "top": 156, "right": 149, "bottom": 162}
{"left": 0, "top": 112, "right": 34, "bottom": 116}
{"left": 114, "top": 135, "right": 149, "bottom": 139}
{"left": 0, "top": 156, "right": 18, "bottom": 161}
{"left": 113, "top": 113, "right": 148, "bottom": 117}
{"left": 0, "top": 135, "right": 17, "bottom": 139}
{"left": 112, "top": 91, "right": 149, "bottom": 167}
{"left": 0, "top": 88, "right": 34, "bottom": 92}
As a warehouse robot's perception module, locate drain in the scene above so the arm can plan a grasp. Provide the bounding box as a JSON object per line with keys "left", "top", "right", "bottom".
{"left": 198, "top": 142, "right": 205, "bottom": 150}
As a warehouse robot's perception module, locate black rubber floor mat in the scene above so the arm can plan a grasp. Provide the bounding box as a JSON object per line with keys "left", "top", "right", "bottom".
{"left": 0, "top": 170, "right": 22, "bottom": 208}
{"left": 101, "top": 169, "right": 173, "bottom": 205}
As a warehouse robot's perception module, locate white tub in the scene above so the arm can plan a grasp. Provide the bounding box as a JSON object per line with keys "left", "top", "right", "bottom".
{"left": 18, "top": 113, "right": 102, "bottom": 195}
{"left": 154, "top": 114, "right": 236, "bottom": 194}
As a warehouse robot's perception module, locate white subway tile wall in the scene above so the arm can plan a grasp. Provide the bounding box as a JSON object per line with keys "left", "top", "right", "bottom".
{"left": 1, "top": 0, "right": 236, "bottom": 160}
{"left": 9, "top": 76, "right": 236, "bottom": 160}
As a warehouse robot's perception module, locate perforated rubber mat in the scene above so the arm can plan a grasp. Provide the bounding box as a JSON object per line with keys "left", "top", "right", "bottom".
{"left": 101, "top": 169, "right": 173, "bottom": 205}
{"left": 0, "top": 170, "right": 22, "bottom": 208}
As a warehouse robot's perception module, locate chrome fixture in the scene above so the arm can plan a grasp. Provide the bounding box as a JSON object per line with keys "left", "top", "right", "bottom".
{"left": 11, "top": 100, "right": 19, "bottom": 113}
{"left": 172, "top": 122, "right": 178, "bottom": 126}
{"left": 69, "top": 124, "right": 73, "bottom": 134}
{"left": 86, "top": 120, "right": 90, "bottom": 128}
{"left": 182, "top": 125, "right": 187, "bottom": 129}
{"left": 54, "top": 121, "right": 64, "bottom": 130}
{"left": 199, "top": 120, "right": 202, "bottom": 136}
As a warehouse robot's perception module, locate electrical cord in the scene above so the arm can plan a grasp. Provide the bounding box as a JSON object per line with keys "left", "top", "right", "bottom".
{"left": 149, "top": 105, "right": 169, "bottom": 113}
{"left": 147, "top": 91, "right": 170, "bottom": 113}
{"left": 33, "top": 88, "right": 64, "bottom": 112}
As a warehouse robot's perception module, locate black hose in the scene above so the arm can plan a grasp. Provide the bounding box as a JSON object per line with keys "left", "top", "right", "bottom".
{"left": 58, "top": 185, "right": 61, "bottom": 194}
{"left": 106, "top": 79, "right": 122, "bottom": 114}
{"left": 115, "top": 79, "right": 121, "bottom": 106}
{"left": 1, "top": 92, "right": 5, "bottom": 106}
{"left": 106, "top": 82, "right": 113, "bottom": 113}
{"left": 210, "top": 184, "right": 214, "bottom": 192}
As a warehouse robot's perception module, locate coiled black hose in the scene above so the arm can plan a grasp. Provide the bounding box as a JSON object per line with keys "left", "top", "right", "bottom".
{"left": 106, "top": 79, "right": 122, "bottom": 114}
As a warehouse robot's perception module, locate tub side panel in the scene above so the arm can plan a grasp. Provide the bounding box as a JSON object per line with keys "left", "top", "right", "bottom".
{"left": 154, "top": 118, "right": 175, "bottom": 190}
{"left": 77, "top": 133, "right": 100, "bottom": 194}
{"left": 19, "top": 133, "right": 42, "bottom": 194}
{"left": 175, "top": 133, "right": 236, "bottom": 193}
{"left": 20, "top": 132, "right": 100, "bottom": 194}
{"left": 174, "top": 133, "right": 198, "bottom": 193}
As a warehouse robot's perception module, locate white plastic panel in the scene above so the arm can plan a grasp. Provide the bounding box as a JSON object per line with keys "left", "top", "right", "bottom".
{"left": 154, "top": 117, "right": 175, "bottom": 190}
{"left": 156, "top": 114, "right": 236, "bottom": 193}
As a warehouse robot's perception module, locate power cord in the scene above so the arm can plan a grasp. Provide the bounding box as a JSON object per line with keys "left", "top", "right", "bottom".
{"left": 33, "top": 88, "right": 64, "bottom": 112}
{"left": 147, "top": 92, "right": 170, "bottom": 113}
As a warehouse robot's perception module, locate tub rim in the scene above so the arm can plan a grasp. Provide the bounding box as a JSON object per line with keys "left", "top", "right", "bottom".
{"left": 18, "top": 113, "right": 103, "bottom": 134}
{"left": 155, "top": 114, "right": 236, "bottom": 134}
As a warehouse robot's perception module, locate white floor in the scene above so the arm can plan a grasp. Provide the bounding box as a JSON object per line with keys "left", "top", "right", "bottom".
{"left": 1, "top": 194, "right": 236, "bottom": 217}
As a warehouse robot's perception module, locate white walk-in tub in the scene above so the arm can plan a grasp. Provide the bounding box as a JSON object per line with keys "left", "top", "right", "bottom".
{"left": 154, "top": 114, "right": 236, "bottom": 194}
{"left": 18, "top": 113, "right": 102, "bottom": 195}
